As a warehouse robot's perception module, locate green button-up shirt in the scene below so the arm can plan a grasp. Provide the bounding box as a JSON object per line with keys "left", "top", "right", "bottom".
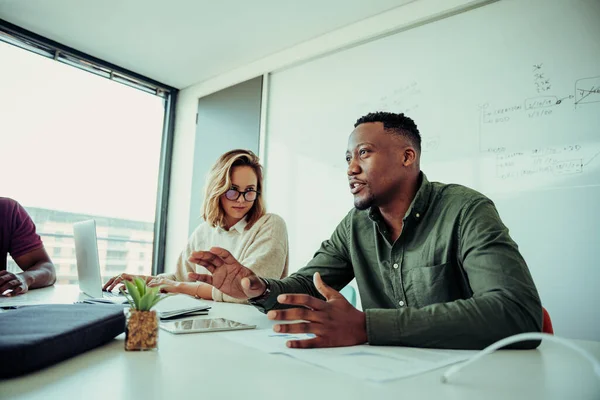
{"left": 255, "top": 173, "right": 542, "bottom": 349}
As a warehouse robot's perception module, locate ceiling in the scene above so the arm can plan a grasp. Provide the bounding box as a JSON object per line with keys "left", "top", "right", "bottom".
{"left": 0, "top": 0, "right": 414, "bottom": 89}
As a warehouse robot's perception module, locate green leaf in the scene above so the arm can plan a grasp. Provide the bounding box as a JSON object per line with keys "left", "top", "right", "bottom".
{"left": 119, "top": 286, "right": 135, "bottom": 309}
{"left": 147, "top": 285, "right": 159, "bottom": 297}
{"left": 139, "top": 292, "right": 154, "bottom": 311}
{"left": 121, "top": 278, "right": 170, "bottom": 311}
{"left": 134, "top": 277, "right": 146, "bottom": 297}
{"left": 148, "top": 297, "right": 160, "bottom": 310}
{"left": 124, "top": 280, "right": 141, "bottom": 309}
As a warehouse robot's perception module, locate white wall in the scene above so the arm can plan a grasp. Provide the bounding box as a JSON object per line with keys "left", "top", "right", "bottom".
{"left": 188, "top": 77, "right": 262, "bottom": 235}
{"left": 164, "top": 0, "right": 488, "bottom": 271}
{"left": 262, "top": 0, "right": 600, "bottom": 340}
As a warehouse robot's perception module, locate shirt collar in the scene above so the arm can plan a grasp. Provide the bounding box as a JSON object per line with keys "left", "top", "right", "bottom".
{"left": 216, "top": 217, "right": 248, "bottom": 234}
{"left": 229, "top": 217, "right": 248, "bottom": 233}
{"left": 404, "top": 172, "right": 431, "bottom": 221}
{"left": 368, "top": 171, "right": 432, "bottom": 223}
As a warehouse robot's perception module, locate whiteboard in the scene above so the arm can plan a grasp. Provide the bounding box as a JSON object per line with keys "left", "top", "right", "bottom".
{"left": 264, "top": 0, "right": 600, "bottom": 341}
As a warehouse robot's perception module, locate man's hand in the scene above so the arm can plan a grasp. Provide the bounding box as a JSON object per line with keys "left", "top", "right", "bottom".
{"left": 103, "top": 273, "right": 152, "bottom": 292}
{"left": 0, "top": 270, "right": 28, "bottom": 296}
{"left": 268, "top": 272, "right": 367, "bottom": 348}
{"left": 188, "top": 247, "right": 266, "bottom": 299}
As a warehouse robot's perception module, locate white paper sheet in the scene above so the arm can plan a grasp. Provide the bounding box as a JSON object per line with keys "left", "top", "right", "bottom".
{"left": 221, "top": 329, "right": 476, "bottom": 382}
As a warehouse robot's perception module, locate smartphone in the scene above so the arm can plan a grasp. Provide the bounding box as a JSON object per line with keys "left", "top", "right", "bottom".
{"left": 159, "top": 317, "right": 256, "bottom": 334}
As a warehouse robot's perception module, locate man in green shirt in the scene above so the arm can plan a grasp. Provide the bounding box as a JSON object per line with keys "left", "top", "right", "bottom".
{"left": 189, "top": 112, "right": 542, "bottom": 350}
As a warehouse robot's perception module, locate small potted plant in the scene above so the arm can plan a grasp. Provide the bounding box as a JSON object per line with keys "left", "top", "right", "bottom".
{"left": 121, "top": 277, "right": 168, "bottom": 351}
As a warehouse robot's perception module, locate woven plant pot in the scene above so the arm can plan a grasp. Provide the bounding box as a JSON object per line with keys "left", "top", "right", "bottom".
{"left": 125, "top": 309, "right": 158, "bottom": 351}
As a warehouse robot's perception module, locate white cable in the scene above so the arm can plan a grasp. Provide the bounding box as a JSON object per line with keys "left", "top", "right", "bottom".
{"left": 441, "top": 332, "right": 600, "bottom": 383}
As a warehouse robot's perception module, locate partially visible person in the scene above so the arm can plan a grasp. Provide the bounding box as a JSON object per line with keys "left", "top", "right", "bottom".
{"left": 103, "top": 149, "right": 289, "bottom": 303}
{"left": 0, "top": 197, "right": 56, "bottom": 296}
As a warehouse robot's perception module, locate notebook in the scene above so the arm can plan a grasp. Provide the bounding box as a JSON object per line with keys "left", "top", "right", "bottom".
{"left": 0, "top": 304, "right": 125, "bottom": 378}
{"left": 158, "top": 305, "right": 211, "bottom": 320}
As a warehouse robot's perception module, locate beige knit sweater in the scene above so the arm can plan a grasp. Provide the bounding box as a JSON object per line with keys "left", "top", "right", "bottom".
{"left": 162, "top": 213, "right": 289, "bottom": 303}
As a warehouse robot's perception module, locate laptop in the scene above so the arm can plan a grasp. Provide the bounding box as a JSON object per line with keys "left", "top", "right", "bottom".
{"left": 73, "top": 219, "right": 126, "bottom": 302}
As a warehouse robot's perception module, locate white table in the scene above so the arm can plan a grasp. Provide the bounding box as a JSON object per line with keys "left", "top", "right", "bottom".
{"left": 1, "top": 285, "right": 599, "bottom": 400}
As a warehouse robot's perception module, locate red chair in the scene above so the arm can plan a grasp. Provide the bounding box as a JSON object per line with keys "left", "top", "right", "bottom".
{"left": 542, "top": 307, "right": 554, "bottom": 334}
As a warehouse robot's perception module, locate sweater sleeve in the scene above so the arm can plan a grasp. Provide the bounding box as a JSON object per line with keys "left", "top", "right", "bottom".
{"left": 159, "top": 225, "right": 208, "bottom": 282}
{"left": 250, "top": 213, "right": 354, "bottom": 313}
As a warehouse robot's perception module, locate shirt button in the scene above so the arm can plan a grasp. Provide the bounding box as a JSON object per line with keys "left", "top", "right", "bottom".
{"left": 399, "top": 300, "right": 405, "bottom": 307}
{"left": 393, "top": 263, "right": 399, "bottom": 269}
{"left": 415, "top": 213, "right": 420, "bottom": 218}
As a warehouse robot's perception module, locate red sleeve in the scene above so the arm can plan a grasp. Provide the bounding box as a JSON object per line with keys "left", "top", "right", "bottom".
{"left": 9, "top": 201, "right": 44, "bottom": 258}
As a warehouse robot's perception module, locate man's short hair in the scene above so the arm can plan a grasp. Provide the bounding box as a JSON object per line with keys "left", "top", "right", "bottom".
{"left": 354, "top": 112, "right": 421, "bottom": 151}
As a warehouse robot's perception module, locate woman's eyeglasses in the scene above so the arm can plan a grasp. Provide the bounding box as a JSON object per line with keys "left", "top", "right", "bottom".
{"left": 224, "top": 189, "right": 259, "bottom": 202}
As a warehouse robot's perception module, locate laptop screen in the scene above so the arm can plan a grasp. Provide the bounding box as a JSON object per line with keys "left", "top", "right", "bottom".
{"left": 73, "top": 220, "right": 104, "bottom": 298}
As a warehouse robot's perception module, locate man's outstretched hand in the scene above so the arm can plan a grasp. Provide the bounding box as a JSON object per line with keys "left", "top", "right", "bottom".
{"left": 188, "top": 247, "right": 266, "bottom": 299}
{"left": 268, "top": 272, "right": 367, "bottom": 348}
{"left": 189, "top": 250, "right": 368, "bottom": 348}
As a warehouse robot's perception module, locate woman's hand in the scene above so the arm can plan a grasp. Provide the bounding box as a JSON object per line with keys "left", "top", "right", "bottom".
{"left": 102, "top": 273, "right": 153, "bottom": 292}
{"left": 147, "top": 277, "right": 182, "bottom": 294}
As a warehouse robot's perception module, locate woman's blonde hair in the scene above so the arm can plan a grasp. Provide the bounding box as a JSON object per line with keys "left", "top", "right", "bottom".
{"left": 202, "top": 149, "right": 266, "bottom": 230}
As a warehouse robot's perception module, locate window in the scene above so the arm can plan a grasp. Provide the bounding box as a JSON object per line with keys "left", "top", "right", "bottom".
{"left": 1, "top": 26, "right": 175, "bottom": 283}
{"left": 105, "top": 264, "right": 126, "bottom": 275}
{"left": 106, "top": 250, "right": 129, "bottom": 260}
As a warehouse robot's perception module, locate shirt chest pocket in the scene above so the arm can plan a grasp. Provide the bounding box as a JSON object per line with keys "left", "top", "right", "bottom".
{"left": 403, "top": 262, "right": 464, "bottom": 308}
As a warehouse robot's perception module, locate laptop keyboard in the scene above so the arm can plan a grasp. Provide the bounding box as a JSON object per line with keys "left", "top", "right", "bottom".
{"left": 102, "top": 290, "right": 124, "bottom": 298}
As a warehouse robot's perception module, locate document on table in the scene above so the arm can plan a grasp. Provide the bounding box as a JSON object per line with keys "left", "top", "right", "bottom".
{"left": 153, "top": 294, "right": 211, "bottom": 319}
{"left": 221, "top": 329, "right": 476, "bottom": 382}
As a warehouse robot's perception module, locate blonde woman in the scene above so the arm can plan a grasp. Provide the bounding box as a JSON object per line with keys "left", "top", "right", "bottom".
{"left": 103, "top": 149, "right": 288, "bottom": 303}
